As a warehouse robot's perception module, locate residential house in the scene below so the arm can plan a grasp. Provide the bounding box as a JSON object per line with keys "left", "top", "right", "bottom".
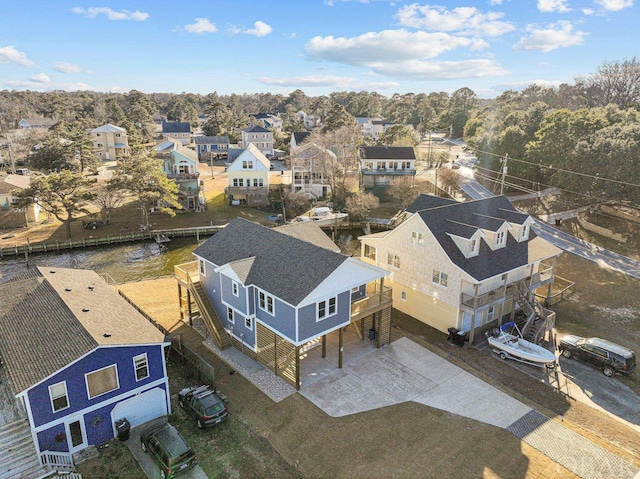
{"left": 18, "top": 118, "right": 56, "bottom": 129}
{"left": 155, "top": 140, "right": 203, "bottom": 211}
{"left": 359, "top": 146, "right": 416, "bottom": 187}
{"left": 0, "top": 174, "right": 41, "bottom": 222}
{"left": 290, "top": 142, "right": 333, "bottom": 199}
{"left": 175, "top": 218, "right": 391, "bottom": 389}
{"left": 0, "top": 267, "right": 170, "bottom": 462}
{"left": 241, "top": 125, "right": 274, "bottom": 157}
{"left": 226, "top": 144, "right": 270, "bottom": 206}
{"left": 89, "top": 124, "right": 129, "bottom": 161}
{"left": 252, "top": 113, "right": 283, "bottom": 132}
{"left": 359, "top": 195, "right": 562, "bottom": 343}
{"left": 161, "top": 121, "right": 192, "bottom": 145}
{"left": 194, "top": 136, "right": 230, "bottom": 161}
{"left": 296, "top": 111, "right": 321, "bottom": 130}
{"left": 290, "top": 131, "right": 310, "bottom": 150}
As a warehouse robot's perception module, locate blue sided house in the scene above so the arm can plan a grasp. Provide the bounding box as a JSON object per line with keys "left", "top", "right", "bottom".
{"left": 0, "top": 267, "right": 170, "bottom": 463}
{"left": 175, "top": 218, "right": 392, "bottom": 389}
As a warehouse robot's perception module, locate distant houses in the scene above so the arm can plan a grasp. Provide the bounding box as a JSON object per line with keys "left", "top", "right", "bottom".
{"left": 240, "top": 125, "right": 274, "bottom": 157}
{"left": 194, "top": 136, "right": 230, "bottom": 161}
{"left": 226, "top": 143, "right": 271, "bottom": 207}
{"left": 18, "top": 118, "right": 56, "bottom": 129}
{"left": 162, "top": 121, "right": 192, "bottom": 145}
{"left": 0, "top": 174, "right": 41, "bottom": 222}
{"left": 359, "top": 146, "right": 417, "bottom": 187}
{"left": 89, "top": 124, "right": 129, "bottom": 161}
{"left": 155, "top": 140, "right": 203, "bottom": 211}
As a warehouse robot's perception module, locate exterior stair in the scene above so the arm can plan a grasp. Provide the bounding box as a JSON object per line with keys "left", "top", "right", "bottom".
{"left": 514, "top": 281, "right": 551, "bottom": 344}
{"left": 189, "top": 281, "right": 232, "bottom": 350}
{"left": 0, "top": 419, "right": 48, "bottom": 479}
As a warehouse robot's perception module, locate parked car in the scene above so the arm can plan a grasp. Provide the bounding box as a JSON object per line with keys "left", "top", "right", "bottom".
{"left": 559, "top": 335, "right": 636, "bottom": 377}
{"left": 178, "top": 385, "right": 228, "bottom": 429}
{"left": 140, "top": 423, "right": 197, "bottom": 479}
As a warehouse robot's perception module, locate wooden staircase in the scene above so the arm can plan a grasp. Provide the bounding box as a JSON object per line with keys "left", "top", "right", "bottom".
{"left": 514, "top": 281, "right": 551, "bottom": 344}
{"left": 188, "top": 280, "right": 232, "bottom": 350}
{"left": 0, "top": 419, "right": 48, "bottom": 479}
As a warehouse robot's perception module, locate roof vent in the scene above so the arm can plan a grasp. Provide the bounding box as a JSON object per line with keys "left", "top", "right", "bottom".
{"left": 65, "top": 288, "right": 72, "bottom": 292}
{"left": 103, "top": 333, "right": 111, "bottom": 338}
{"left": 82, "top": 308, "right": 90, "bottom": 313}
{"left": 88, "top": 286, "right": 94, "bottom": 291}
{"left": 49, "top": 270, "right": 56, "bottom": 274}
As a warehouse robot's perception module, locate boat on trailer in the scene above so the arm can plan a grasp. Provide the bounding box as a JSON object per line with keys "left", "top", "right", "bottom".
{"left": 295, "top": 207, "right": 348, "bottom": 227}
{"left": 486, "top": 322, "right": 557, "bottom": 369}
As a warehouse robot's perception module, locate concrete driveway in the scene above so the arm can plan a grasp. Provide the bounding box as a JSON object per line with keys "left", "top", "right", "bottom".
{"left": 301, "top": 336, "right": 532, "bottom": 428}
{"left": 125, "top": 417, "right": 207, "bottom": 479}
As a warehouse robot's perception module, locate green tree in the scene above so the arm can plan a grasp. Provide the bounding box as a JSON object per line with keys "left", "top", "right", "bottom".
{"left": 14, "top": 171, "right": 96, "bottom": 239}
{"left": 377, "top": 124, "right": 420, "bottom": 147}
{"left": 323, "top": 104, "right": 356, "bottom": 132}
{"left": 112, "top": 152, "right": 180, "bottom": 227}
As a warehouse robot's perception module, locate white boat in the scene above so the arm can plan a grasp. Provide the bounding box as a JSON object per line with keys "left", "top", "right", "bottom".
{"left": 487, "top": 326, "right": 556, "bottom": 367}
{"left": 295, "top": 207, "right": 348, "bottom": 227}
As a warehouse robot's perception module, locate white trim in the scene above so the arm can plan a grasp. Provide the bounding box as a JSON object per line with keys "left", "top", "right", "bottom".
{"left": 227, "top": 306, "right": 235, "bottom": 324}
{"left": 316, "top": 296, "right": 337, "bottom": 322}
{"left": 65, "top": 415, "right": 87, "bottom": 453}
{"left": 244, "top": 316, "right": 253, "bottom": 331}
{"left": 258, "top": 290, "right": 275, "bottom": 316}
{"left": 232, "top": 281, "right": 239, "bottom": 297}
{"left": 133, "top": 353, "right": 149, "bottom": 382}
{"left": 32, "top": 378, "right": 168, "bottom": 434}
{"left": 49, "top": 381, "right": 70, "bottom": 413}
{"left": 85, "top": 364, "right": 120, "bottom": 400}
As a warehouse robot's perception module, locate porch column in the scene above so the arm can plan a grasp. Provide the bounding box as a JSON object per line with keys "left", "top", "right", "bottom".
{"left": 187, "top": 290, "right": 192, "bottom": 326}
{"left": 321, "top": 334, "right": 327, "bottom": 358}
{"left": 338, "top": 327, "right": 344, "bottom": 369}
{"left": 178, "top": 283, "right": 183, "bottom": 319}
{"left": 375, "top": 312, "right": 381, "bottom": 349}
{"left": 468, "top": 284, "right": 479, "bottom": 344}
{"left": 545, "top": 257, "right": 557, "bottom": 307}
{"left": 498, "top": 273, "right": 509, "bottom": 327}
{"left": 295, "top": 346, "right": 301, "bottom": 390}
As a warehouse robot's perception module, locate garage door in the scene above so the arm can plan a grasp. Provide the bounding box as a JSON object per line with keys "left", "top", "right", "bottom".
{"left": 110, "top": 387, "right": 168, "bottom": 428}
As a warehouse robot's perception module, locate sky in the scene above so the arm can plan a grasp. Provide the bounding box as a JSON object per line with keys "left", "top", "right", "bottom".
{"left": 0, "top": 0, "right": 637, "bottom": 99}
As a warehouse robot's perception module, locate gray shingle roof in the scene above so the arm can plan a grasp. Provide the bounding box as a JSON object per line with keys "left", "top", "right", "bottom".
{"left": 193, "top": 218, "right": 347, "bottom": 305}
{"left": 162, "top": 121, "right": 191, "bottom": 133}
{"left": 406, "top": 194, "right": 457, "bottom": 213}
{"left": 416, "top": 196, "right": 544, "bottom": 281}
{"left": 194, "top": 136, "right": 230, "bottom": 145}
{"left": 360, "top": 146, "right": 416, "bottom": 160}
{"left": 243, "top": 125, "right": 270, "bottom": 133}
{"left": 292, "top": 132, "right": 310, "bottom": 144}
{"left": 0, "top": 267, "right": 166, "bottom": 394}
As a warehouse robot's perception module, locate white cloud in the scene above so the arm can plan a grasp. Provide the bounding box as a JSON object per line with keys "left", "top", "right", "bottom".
{"left": 368, "top": 58, "right": 509, "bottom": 80}
{"left": 4, "top": 79, "right": 93, "bottom": 90}
{"left": 54, "top": 62, "right": 84, "bottom": 74}
{"left": 582, "top": 8, "right": 595, "bottom": 14}
{"left": 0, "top": 46, "right": 36, "bottom": 67}
{"left": 513, "top": 21, "right": 587, "bottom": 52}
{"left": 306, "top": 30, "right": 479, "bottom": 66}
{"left": 489, "top": 0, "right": 504, "bottom": 4}
{"left": 593, "top": 0, "right": 633, "bottom": 11}
{"left": 537, "top": 0, "right": 571, "bottom": 13}
{"left": 244, "top": 21, "right": 272, "bottom": 37}
{"left": 257, "top": 74, "right": 399, "bottom": 91}
{"left": 396, "top": 5, "right": 515, "bottom": 37}
{"left": 184, "top": 18, "right": 217, "bottom": 34}
{"left": 30, "top": 73, "right": 51, "bottom": 83}
{"left": 71, "top": 7, "right": 149, "bottom": 21}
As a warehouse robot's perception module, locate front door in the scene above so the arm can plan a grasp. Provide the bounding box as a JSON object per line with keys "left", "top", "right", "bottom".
{"left": 66, "top": 418, "right": 87, "bottom": 453}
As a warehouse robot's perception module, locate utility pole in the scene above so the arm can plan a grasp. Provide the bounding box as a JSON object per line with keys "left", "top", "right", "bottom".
{"left": 499, "top": 153, "right": 508, "bottom": 196}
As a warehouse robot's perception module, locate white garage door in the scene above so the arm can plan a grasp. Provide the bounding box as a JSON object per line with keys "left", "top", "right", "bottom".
{"left": 110, "top": 388, "right": 168, "bottom": 429}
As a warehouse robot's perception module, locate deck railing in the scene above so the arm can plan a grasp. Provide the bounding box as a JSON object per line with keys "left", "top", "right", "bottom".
{"left": 351, "top": 285, "right": 392, "bottom": 321}
{"left": 40, "top": 450, "right": 74, "bottom": 473}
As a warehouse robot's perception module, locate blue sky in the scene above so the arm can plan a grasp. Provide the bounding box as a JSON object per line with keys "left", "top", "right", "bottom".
{"left": 0, "top": 0, "right": 637, "bottom": 98}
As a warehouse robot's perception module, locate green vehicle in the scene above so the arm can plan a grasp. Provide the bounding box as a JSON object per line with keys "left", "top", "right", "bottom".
{"left": 140, "top": 423, "right": 197, "bottom": 478}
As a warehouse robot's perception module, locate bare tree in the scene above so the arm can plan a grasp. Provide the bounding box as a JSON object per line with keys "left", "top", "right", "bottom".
{"left": 92, "top": 182, "right": 128, "bottom": 224}
{"left": 387, "top": 176, "right": 420, "bottom": 208}
{"left": 345, "top": 190, "right": 379, "bottom": 222}
{"left": 577, "top": 57, "right": 640, "bottom": 109}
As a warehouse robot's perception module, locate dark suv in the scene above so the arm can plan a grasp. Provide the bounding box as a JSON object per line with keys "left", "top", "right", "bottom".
{"left": 559, "top": 335, "right": 636, "bottom": 377}
{"left": 178, "top": 385, "right": 228, "bottom": 429}
{"left": 140, "top": 423, "right": 197, "bottom": 478}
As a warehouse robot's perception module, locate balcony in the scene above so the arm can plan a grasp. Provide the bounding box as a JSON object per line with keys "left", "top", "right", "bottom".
{"left": 350, "top": 284, "right": 392, "bottom": 323}
{"left": 361, "top": 168, "right": 416, "bottom": 176}
{"left": 167, "top": 172, "right": 200, "bottom": 180}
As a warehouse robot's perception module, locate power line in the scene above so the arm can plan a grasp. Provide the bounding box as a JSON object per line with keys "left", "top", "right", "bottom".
{"left": 473, "top": 148, "right": 640, "bottom": 189}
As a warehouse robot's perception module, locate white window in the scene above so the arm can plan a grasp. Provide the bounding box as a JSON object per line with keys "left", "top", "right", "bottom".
{"left": 317, "top": 296, "right": 337, "bottom": 320}
{"left": 86, "top": 365, "right": 119, "bottom": 399}
{"left": 411, "top": 232, "right": 424, "bottom": 245}
{"left": 401, "top": 291, "right": 406, "bottom": 301}
{"left": 115, "top": 133, "right": 121, "bottom": 137}
{"left": 351, "top": 286, "right": 359, "bottom": 294}
{"left": 133, "top": 354, "right": 149, "bottom": 381}
{"left": 432, "top": 270, "right": 448, "bottom": 287}
{"left": 496, "top": 231, "right": 506, "bottom": 246}
{"left": 232, "top": 281, "right": 239, "bottom": 297}
{"left": 242, "top": 160, "right": 254, "bottom": 169}
{"left": 96, "top": 143, "right": 103, "bottom": 148}
{"left": 364, "top": 245, "right": 376, "bottom": 261}
{"left": 258, "top": 178, "right": 264, "bottom": 187}
{"left": 49, "top": 381, "right": 69, "bottom": 412}
{"left": 227, "top": 307, "right": 234, "bottom": 323}
{"left": 387, "top": 253, "right": 400, "bottom": 268}
{"left": 259, "top": 291, "right": 274, "bottom": 315}
{"left": 199, "top": 259, "right": 206, "bottom": 276}
{"left": 471, "top": 238, "right": 478, "bottom": 254}
{"left": 253, "top": 178, "right": 259, "bottom": 187}
{"left": 521, "top": 224, "right": 529, "bottom": 239}
{"left": 245, "top": 317, "right": 253, "bottom": 330}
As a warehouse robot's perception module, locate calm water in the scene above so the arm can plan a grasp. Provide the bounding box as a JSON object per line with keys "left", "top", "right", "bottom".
{"left": 0, "top": 237, "right": 199, "bottom": 284}
{"left": 0, "top": 229, "right": 363, "bottom": 284}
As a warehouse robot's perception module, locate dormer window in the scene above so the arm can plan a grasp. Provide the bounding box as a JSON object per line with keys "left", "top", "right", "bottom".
{"left": 496, "top": 231, "right": 506, "bottom": 247}
{"left": 471, "top": 238, "right": 478, "bottom": 254}
{"left": 521, "top": 224, "right": 529, "bottom": 240}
